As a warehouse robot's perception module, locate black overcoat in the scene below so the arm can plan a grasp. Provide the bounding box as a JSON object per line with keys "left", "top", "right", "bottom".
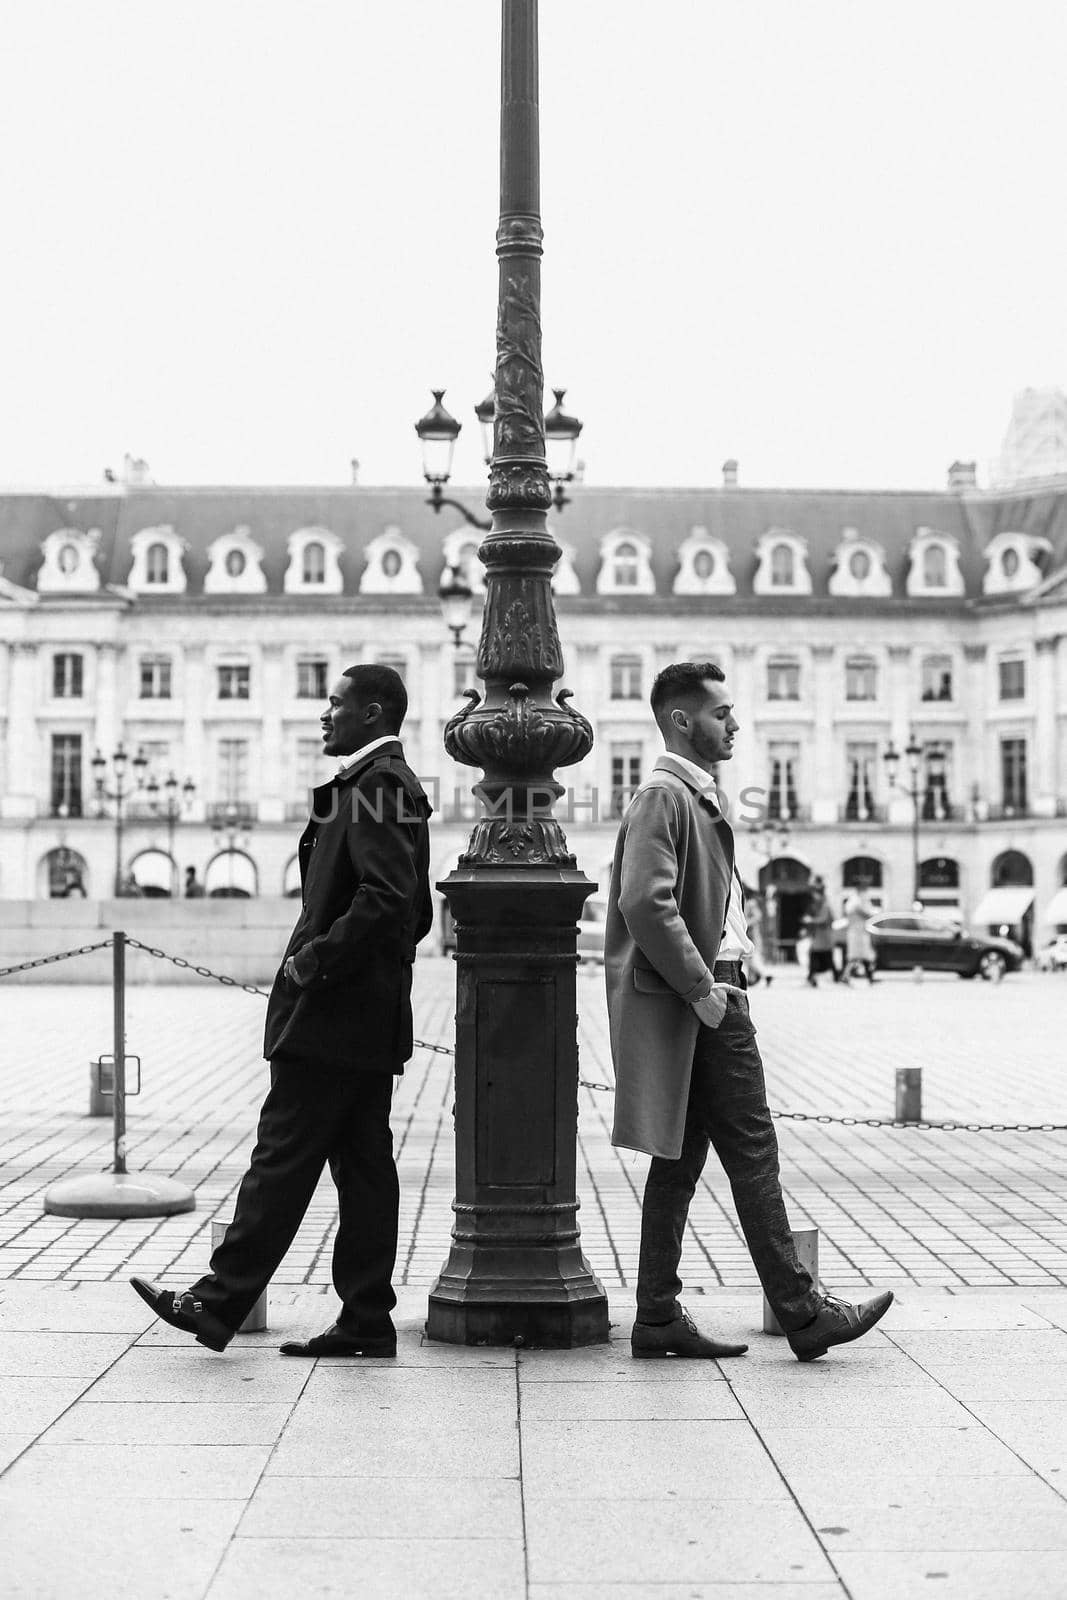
{"left": 263, "top": 740, "right": 433, "bottom": 1071}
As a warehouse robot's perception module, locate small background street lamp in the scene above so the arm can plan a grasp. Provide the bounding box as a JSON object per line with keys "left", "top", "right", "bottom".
{"left": 92, "top": 742, "right": 148, "bottom": 897}
{"left": 438, "top": 563, "right": 475, "bottom": 649}
{"left": 883, "top": 731, "right": 945, "bottom": 908}
{"left": 143, "top": 771, "right": 197, "bottom": 896}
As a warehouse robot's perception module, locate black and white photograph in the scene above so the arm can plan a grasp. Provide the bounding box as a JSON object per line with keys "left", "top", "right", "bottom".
{"left": 1, "top": 2, "right": 1065, "bottom": 1596}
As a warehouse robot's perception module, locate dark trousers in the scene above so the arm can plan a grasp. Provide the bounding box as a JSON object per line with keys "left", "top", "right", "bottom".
{"left": 190, "top": 1056, "right": 399, "bottom": 1336}
{"left": 636, "top": 965, "right": 820, "bottom": 1334}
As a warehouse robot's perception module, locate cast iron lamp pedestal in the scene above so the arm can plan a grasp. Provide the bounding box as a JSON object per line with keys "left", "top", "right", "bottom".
{"left": 426, "top": 0, "right": 608, "bottom": 1347}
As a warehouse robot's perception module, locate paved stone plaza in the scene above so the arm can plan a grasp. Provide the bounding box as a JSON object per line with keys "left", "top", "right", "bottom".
{"left": 1, "top": 958, "right": 1067, "bottom": 1597}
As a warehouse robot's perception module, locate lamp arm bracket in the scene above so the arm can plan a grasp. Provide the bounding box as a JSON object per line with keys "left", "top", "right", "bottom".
{"left": 427, "top": 493, "right": 492, "bottom": 533}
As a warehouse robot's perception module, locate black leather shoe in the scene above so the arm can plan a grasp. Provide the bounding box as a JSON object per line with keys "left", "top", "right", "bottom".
{"left": 130, "top": 1277, "right": 232, "bottom": 1353}
{"left": 278, "top": 1323, "right": 397, "bottom": 1359}
{"left": 787, "top": 1290, "right": 894, "bottom": 1362}
{"left": 632, "top": 1307, "right": 748, "bottom": 1360}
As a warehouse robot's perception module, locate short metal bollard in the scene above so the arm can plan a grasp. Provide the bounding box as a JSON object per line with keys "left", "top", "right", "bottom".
{"left": 763, "top": 1226, "right": 819, "bottom": 1335}
{"left": 896, "top": 1066, "right": 923, "bottom": 1123}
{"left": 211, "top": 1220, "right": 268, "bottom": 1332}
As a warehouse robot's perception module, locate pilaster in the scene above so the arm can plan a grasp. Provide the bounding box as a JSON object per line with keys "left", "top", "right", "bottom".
{"left": 810, "top": 645, "right": 837, "bottom": 823}
{"left": 1033, "top": 634, "right": 1060, "bottom": 816}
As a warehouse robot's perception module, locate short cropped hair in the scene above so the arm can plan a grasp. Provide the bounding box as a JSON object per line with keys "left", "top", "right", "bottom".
{"left": 650, "top": 660, "right": 725, "bottom": 726}
{"left": 341, "top": 663, "right": 408, "bottom": 732}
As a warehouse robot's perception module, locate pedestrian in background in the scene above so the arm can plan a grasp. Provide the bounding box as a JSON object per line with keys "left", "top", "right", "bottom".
{"left": 844, "top": 880, "right": 877, "bottom": 984}
{"left": 604, "top": 660, "right": 892, "bottom": 1362}
{"left": 804, "top": 877, "right": 839, "bottom": 987}
{"left": 183, "top": 866, "right": 205, "bottom": 898}
{"left": 132, "top": 664, "right": 433, "bottom": 1358}
{"left": 743, "top": 889, "right": 773, "bottom": 988}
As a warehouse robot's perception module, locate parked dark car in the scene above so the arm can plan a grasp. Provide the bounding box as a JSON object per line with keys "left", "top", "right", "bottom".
{"left": 865, "top": 913, "right": 1024, "bottom": 979}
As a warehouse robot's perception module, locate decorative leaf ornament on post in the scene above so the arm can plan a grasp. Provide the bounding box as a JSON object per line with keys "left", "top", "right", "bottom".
{"left": 426, "top": 0, "right": 608, "bottom": 1347}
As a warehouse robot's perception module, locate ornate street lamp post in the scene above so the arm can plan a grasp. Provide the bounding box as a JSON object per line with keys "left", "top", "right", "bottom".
{"left": 425, "top": 0, "right": 608, "bottom": 1347}
{"left": 884, "top": 731, "right": 944, "bottom": 908}
{"left": 143, "top": 771, "right": 197, "bottom": 895}
{"left": 92, "top": 742, "right": 148, "bottom": 897}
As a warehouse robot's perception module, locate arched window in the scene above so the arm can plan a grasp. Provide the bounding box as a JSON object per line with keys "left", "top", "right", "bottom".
{"left": 843, "top": 855, "right": 883, "bottom": 890}
{"left": 146, "top": 542, "right": 170, "bottom": 584}
{"left": 918, "top": 856, "right": 959, "bottom": 890}
{"left": 693, "top": 549, "right": 715, "bottom": 581}
{"left": 302, "top": 541, "right": 326, "bottom": 585}
{"left": 42, "top": 847, "right": 89, "bottom": 899}
{"left": 922, "top": 544, "right": 947, "bottom": 587}
{"left": 204, "top": 849, "right": 258, "bottom": 898}
{"left": 224, "top": 548, "right": 246, "bottom": 578}
{"left": 382, "top": 548, "right": 402, "bottom": 578}
{"left": 613, "top": 541, "right": 639, "bottom": 587}
{"left": 770, "top": 543, "right": 795, "bottom": 586}
{"left": 1001, "top": 548, "right": 1020, "bottom": 579}
{"left": 848, "top": 549, "right": 871, "bottom": 581}
{"left": 992, "top": 850, "right": 1033, "bottom": 887}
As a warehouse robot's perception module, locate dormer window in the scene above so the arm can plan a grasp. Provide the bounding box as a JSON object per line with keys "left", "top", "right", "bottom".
{"left": 128, "top": 526, "right": 187, "bottom": 594}
{"left": 906, "top": 528, "right": 964, "bottom": 597}
{"left": 303, "top": 542, "right": 325, "bottom": 584}
{"left": 753, "top": 529, "right": 812, "bottom": 595}
{"left": 204, "top": 527, "right": 267, "bottom": 595}
{"left": 981, "top": 531, "right": 1051, "bottom": 596}
{"left": 673, "top": 528, "right": 735, "bottom": 595}
{"left": 922, "top": 544, "right": 946, "bottom": 587}
{"left": 596, "top": 530, "right": 655, "bottom": 595}
{"left": 147, "top": 543, "right": 169, "bottom": 584}
{"left": 360, "top": 529, "right": 423, "bottom": 594}
{"left": 36, "top": 528, "right": 102, "bottom": 593}
{"left": 829, "top": 529, "right": 892, "bottom": 597}
{"left": 770, "top": 543, "right": 795, "bottom": 587}
{"left": 284, "top": 528, "right": 344, "bottom": 595}
{"left": 441, "top": 530, "right": 486, "bottom": 594}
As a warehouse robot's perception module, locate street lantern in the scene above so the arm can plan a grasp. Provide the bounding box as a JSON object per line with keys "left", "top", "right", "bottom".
{"left": 474, "top": 381, "right": 496, "bottom": 464}
{"left": 439, "top": 563, "right": 474, "bottom": 648}
{"left": 544, "top": 387, "right": 583, "bottom": 510}
{"left": 884, "top": 730, "right": 926, "bottom": 908}
{"left": 93, "top": 742, "right": 149, "bottom": 896}
{"left": 415, "top": 390, "right": 462, "bottom": 498}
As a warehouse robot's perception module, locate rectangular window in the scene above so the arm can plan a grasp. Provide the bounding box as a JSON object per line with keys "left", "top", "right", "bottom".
{"left": 296, "top": 659, "right": 328, "bottom": 700}
{"left": 998, "top": 658, "right": 1026, "bottom": 701}
{"left": 292, "top": 737, "right": 322, "bottom": 807}
{"left": 139, "top": 740, "right": 170, "bottom": 779}
{"left": 844, "top": 741, "right": 877, "bottom": 820}
{"left": 1001, "top": 738, "right": 1028, "bottom": 813}
{"left": 217, "top": 739, "right": 249, "bottom": 803}
{"left": 52, "top": 653, "right": 83, "bottom": 699}
{"left": 217, "top": 664, "right": 250, "bottom": 700}
{"left": 610, "top": 742, "right": 643, "bottom": 817}
{"left": 50, "top": 734, "right": 83, "bottom": 817}
{"left": 768, "top": 740, "right": 799, "bottom": 819}
{"left": 610, "top": 655, "right": 643, "bottom": 700}
{"left": 452, "top": 653, "right": 478, "bottom": 699}
{"left": 767, "top": 659, "right": 800, "bottom": 701}
{"left": 921, "top": 657, "right": 953, "bottom": 702}
{"left": 139, "top": 655, "right": 172, "bottom": 699}
{"left": 845, "top": 657, "right": 877, "bottom": 701}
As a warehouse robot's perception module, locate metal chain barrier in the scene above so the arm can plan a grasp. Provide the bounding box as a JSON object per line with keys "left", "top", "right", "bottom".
{"left": 3, "top": 935, "right": 1062, "bottom": 1123}
{"left": 0, "top": 941, "right": 113, "bottom": 980}
{"left": 576, "top": 1076, "right": 1067, "bottom": 1132}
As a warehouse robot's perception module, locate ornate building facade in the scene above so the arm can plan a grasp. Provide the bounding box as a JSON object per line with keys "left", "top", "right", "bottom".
{"left": 1, "top": 470, "right": 1065, "bottom": 954}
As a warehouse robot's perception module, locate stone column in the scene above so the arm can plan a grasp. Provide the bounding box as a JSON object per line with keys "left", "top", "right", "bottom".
{"left": 729, "top": 643, "right": 760, "bottom": 826}
{"left": 886, "top": 645, "right": 913, "bottom": 825}
{"left": 810, "top": 645, "right": 837, "bottom": 824}
{"left": 93, "top": 643, "right": 120, "bottom": 767}
{"left": 182, "top": 646, "right": 207, "bottom": 821}
{"left": 962, "top": 644, "right": 989, "bottom": 817}
{"left": 259, "top": 646, "right": 285, "bottom": 823}
{"left": 1033, "top": 635, "right": 1060, "bottom": 817}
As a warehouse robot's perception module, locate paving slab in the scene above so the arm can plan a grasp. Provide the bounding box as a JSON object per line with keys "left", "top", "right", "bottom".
{"left": 1, "top": 1441, "right": 271, "bottom": 1500}
{"left": 525, "top": 1498, "right": 834, "bottom": 1585}
{"left": 238, "top": 1475, "right": 523, "bottom": 1541}
{"left": 758, "top": 1423, "right": 1031, "bottom": 1479}
{"left": 0, "top": 1493, "right": 245, "bottom": 1600}
{"left": 85, "top": 1345, "right": 313, "bottom": 1402}
{"left": 46, "top": 1399, "right": 295, "bottom": 1445}
{"left": 521, "top": 1418, "right": 788, "bottom": 1501}
{"left": 208, "top": 1535, "right": 526, "bottom": 1600}
{"left": 265, "top": 1417, "right": 520, "bottom": 1479}
{"left": 519, "top": 1376, "right": 746, "bottom": 1421}
{"left": 0, "top": 1329, "right": 133, "bottom": 1376}
{"left": 833, "top": 1549, "right": 1067, "bottom": 1600}
{"left": 528, "top": 1589, "right": 847, "bottom": 1600}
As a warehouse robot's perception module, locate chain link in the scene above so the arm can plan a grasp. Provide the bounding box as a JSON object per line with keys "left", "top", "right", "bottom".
{"left": 122, "top": 937, "right": 455, "bottom": 1056}
{"left": 0, "top": 941, "right": 113, "bottom": 980}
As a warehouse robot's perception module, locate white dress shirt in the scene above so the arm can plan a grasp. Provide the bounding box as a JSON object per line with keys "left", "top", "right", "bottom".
{"left": 661, "top": 753, "right": 753, "bottom": 962}
{"left": 335, "top": 734, "right": 401, "bottom": 775}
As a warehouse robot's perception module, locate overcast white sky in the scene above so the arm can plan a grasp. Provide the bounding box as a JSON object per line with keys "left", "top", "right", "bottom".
{"left": 2, "top": 0, "right": 1065, "bottom": 492}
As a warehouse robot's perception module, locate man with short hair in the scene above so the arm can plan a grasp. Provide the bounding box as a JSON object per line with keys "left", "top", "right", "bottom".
{"left": 605, "top": 660, "right": 892, "bottom": 1361}
{"left": 132, "top": 664, "right": 433, "bottom": 1357}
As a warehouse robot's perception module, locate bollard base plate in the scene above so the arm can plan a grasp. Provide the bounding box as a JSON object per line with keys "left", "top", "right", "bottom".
{"left": 43, "top": 1173, "right": 196, "bottom": 1219}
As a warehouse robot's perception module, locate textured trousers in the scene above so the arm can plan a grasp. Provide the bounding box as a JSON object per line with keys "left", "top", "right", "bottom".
{"left": 190, "top": 1054, "right": 399, "bottom": 1336}
{"left": 636, "top": 967, "right": 820, "bottom": 1333}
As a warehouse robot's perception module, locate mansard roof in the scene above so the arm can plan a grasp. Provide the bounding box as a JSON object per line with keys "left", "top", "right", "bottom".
{"left": 0, "top": 479, "right": 1065, "bottom": 603}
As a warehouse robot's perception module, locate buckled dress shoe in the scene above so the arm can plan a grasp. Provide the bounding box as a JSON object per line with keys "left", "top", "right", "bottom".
{"left": 631, "top": 1307, "right": 748, "bottom": 1360}
{"left": 130, "top": 1277, "right": 232, "bottom": 1353}
{"left": 787, "top": 1289, "right": 894, "bottom": 1362}
{"left": 278, "top": 1323, "right": 397, "bottom": 1359}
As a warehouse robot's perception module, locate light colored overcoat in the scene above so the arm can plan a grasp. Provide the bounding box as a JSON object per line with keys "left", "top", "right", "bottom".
{"left": 604, "top": 755, "right": 735, "bottom": 1159}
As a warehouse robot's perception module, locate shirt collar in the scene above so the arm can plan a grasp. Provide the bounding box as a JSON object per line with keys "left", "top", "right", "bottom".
{"left": 336, "top": 734, "right": 402, "bottom": 777}
{"left": 653, "top": 752, "right": 722, "bottom": 808}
